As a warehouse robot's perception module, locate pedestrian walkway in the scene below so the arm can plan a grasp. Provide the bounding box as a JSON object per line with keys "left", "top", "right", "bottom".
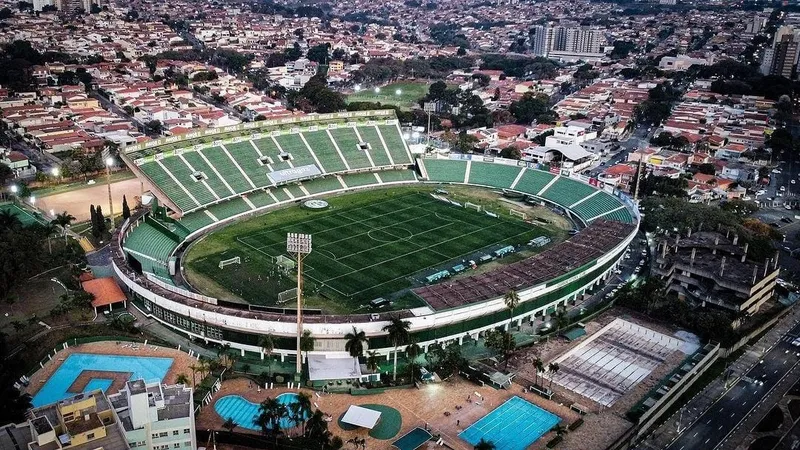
{"left": 633, "top": 308, "right": 800, "bottom": 450}
{"left": 78, "top": 236, "right": 95, "bottom": 252}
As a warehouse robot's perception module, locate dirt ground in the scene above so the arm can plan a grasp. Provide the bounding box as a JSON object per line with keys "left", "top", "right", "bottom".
{"left": 0, "top": 267, "right": 85, "bottom": 335}
{"left": 37, "top": 178, "right": 144, "bottom": 222}
{"left": 25, "top": 341, "right": 198, "bottom": 398}
{"left": 197, "top": 377, "right": 581, "bottom": 450}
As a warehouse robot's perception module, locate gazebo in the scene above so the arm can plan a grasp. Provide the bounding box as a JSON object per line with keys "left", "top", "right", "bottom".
{"left": 81, "top": 277, "right": 127, "bottom": 314}
{"left": 340, "top": 405, "right": 382, "bottom": 430}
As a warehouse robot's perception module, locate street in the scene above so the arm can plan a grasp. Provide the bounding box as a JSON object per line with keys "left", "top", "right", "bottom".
{"left": 665, "top": 321, "right": 800, "bottom": 450}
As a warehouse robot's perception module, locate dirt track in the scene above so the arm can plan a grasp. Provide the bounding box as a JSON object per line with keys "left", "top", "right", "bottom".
{"left": 37, "top": 179, "right": 143, "bottom": 222}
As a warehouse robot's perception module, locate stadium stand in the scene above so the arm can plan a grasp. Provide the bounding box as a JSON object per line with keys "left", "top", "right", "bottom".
{"left": 273, "top": 133, "right": 316, "bottom": 168}
{"left": 424, "top": 159, "right": 468, "bottom": 183}
{"left": 355, "top": 126, "right": 393, "bottom": 166}
{"left": 343, "top": 172, "right": 381, "bottom": 188}
{"left": 328, "top": 127, "right": 373, "bottom": 169}
{"left": 159, "top": 156, "right": 218, "bottom": 205}
{"left": 571, "top": 191, "right": 623, "bottom": 221}
{"left": 303, "top": 176, "right": 345, "bottom": 195}
{"left": 468, "top": 161, "right": 521, "bottom": 188}
{"left": 512, "top": 168, "right": 556, "bottom": 195}
{"left": 205, "top": 197, "right": 253, "bottom": 221}
{"left": 413, "top": 220, "right": 635, "bottom": 310}
{"left": 138, "top": 161, "right": 199, "bottom": 211}
{"left": 123, "top": 222, "right": 178, "bottom": 264}
{"left": 377, "top": 169, "right": 417, "bottom": 183}
{"left": 376, "top": 124, "right": 412, "bottom": 164}
{"left": 201, "top": 146, "right": 253, "bottom": 193}
{"left": 598, "top": 207, "right": 635, "bottom": 223}
{"left": 176, "top": 210, "right": 216, "bottom": 232}
{"left": 539, "top": 177, "right": 597, "bottom": 206}
{"left": 302, "top": 131, "right": 349, "bottom": 172}
{"left": 246, "top": 190, "right": 277, "bottom": 209}
{"left": 181, "top": 151, "right": 235, "bottom": 197}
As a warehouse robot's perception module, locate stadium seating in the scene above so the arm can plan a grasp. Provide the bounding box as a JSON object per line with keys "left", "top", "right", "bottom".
{"left": 283, "top": 184, "right": 306, "bottom": 199}
{"left": 376, "top": 169, "right": 417, "bottom": 183}
{"left": 273, "top": 133, "right": 316, "bottom": 168}
{"left": 301, "top": 131, "right": 349, "bottom": 173}
{"left": 123, "top": 222, "right": 178, "bottom": 263}
{"left": 376, "top": 125, "right": 412, "bottom": 164}
{"left": 303, "top": 176, "right": 345, "bottom": 195}
{"left": 246, "top": 190, "right": 277, "bottom": 209}
{"left": 200, "top": 146, "right": 253, "bottom": 193}
{"left": 177, "top": 210, "right": 216, "bottom": 232}
{"left": 159, "top": 156, "right": 218, "bottom": 205}
{"left": 423, "top": 159, "right": 468, "bottom": 183}
{"left": 328, "top": 127, "right": 373, "bottom": 169}
{"left": 181, "top": 151, "right": 235, "bottom": 198}
{"left": 343, "top": 172, "right": 381, "bottom": 188}
{"left": 224, "top": 142, "right": 272, "bottom": 188}
{"left": 539, "top": 177, "right": 597, "bottom": 206}
{"left": 138, "top": 161, "right": 199, "bottom": 211}
{"left": 571, "top": 191, "right": 625, "bottom": 222}
{"left": 355, "top": 126, "right": 393, "bottom": 166}
{"left": 252, "top": 137, "right": 292, "bottom": 171}
{"left": 511, "top": 169, "right": 555, "bottom": 195}
{"left": 468, "top": 161, "right": 521, "bottom": 189}
{"left": 598, "top": 207, "right": 635, "bottom": 223}
{"left": 206, "top": 197, "right": 253, "bottom": 221}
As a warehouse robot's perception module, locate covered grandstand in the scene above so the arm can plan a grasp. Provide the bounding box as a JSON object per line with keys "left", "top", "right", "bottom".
{"left": 112, "top": 110, "right": 639, "bottom": 359}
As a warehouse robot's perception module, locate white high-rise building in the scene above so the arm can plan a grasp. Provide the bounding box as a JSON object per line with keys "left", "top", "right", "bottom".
{"left": 32, "top": 0, "right": 54, "bottom": 11}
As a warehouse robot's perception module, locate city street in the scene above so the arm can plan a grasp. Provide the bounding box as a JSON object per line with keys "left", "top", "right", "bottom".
{"left": 664, "top": 321, "right": 800, "bottom": 450}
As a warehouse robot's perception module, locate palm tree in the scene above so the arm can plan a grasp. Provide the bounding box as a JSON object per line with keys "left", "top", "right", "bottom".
{"left": 222, "top": 417, "right": 237, "bottom": 434}
{"left": 366, "top": 350, "right": 380, "bottom": 374}
{"left": 51, "top": 211, "right": 75, "bottom": 231}
{"left": 175, "top": 373, "right": 190, "bottom": 385}
{"left": 554, "top": 306, "right": 569, "bottom": 332}
{"left": 0, "top": 210, "right": 22, "bottom": 229}
{"left": 382, "top": 317, "right": 410, "bottom": 381}
{"left": 344, "top": 326, "right": 367, "bottom": 372}
{"left": 474, "top": 438, "right": 496, "bottom": 450}
{"left": 255, "top": 396, "right": 288, "bottom": 441}
{"left": 532, "top": 357, "right": 543, "bottom": 387}
{"left": 293, "top": 392, "right": 312, "bottom": 435}
{"left": 406, "top": 341, "right": 422, "bottom": 381}
{"left": 547, "top": 362, "right": 560, "bottom": 391}
{"left": 504, "top": 290, "right": 520, "bottom": 328}
{"left": 300, "top": 329, "right": 315, "bottom": 367}
{"left": 259, "top": 334, "right": 275, "bottom": 377}
{"left": 188, "top": 364, "right": 198, "bottom": 388}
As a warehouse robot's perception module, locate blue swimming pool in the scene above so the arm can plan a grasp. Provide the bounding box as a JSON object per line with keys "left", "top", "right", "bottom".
{"left": 459, "top": 396, "right": 560, "bottom": 450}
{"left": 32, "top": 353, "right": 174, "bottom": 407}
{"left": 214, "top": 393, "right": 308, "bottom": 431}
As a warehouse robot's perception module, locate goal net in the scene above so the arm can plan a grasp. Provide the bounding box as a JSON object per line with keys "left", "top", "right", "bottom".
{"left": 509, "top": 209, "right": 527, "bottom": 221}
{"left": 277, "top": 288, "right": 298, "bottom": 304}
{"left": 218, "top": 256, "right": 241, "bottom": 269}
{"left": 276, "top": 254, "right": 296, "bottom": 271}
{"left": 464, "top": 202, "right": 482, "bottom": 212}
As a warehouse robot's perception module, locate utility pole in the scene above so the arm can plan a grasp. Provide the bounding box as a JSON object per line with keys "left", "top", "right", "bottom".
{"left": 105, "top": 152, "right": 115, "bottom": 231}
{"left": 287, "top": 233, "right": 312, "bottom": 380}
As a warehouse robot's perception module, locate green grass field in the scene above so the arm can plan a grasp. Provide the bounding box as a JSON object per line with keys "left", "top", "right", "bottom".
{"left": 184, "top": 188, "right": 551, "bottom": 314}
{"left": 346, "top": 82, "right": 430, "bottom": 109}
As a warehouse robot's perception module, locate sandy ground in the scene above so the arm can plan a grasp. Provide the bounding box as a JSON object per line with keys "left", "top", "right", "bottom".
{"left": 26, "top": 341, "right": 197, "bottom": 398}
{"left": 37, "top": 178, "right": 144, "bottom": 221}
{"left": 197, "top": 377, "right": 581, "bottom": 450}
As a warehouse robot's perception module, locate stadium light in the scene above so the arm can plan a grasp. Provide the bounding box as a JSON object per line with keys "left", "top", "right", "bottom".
{"left": 412, "top": 131, "right": 420, "bottom": 139}
{"left": 287, "top": 233, "right": 312, "bottom": 378}
{"left": 51, "top": 167, "right": 59, "bottom": 177}
{"left": 395, "top": 89, "right": 402, "bottom": 96}
{"left": 374, "top": 87, "right": 381, "bottom": 94}
{"left": 9, "top": 184, "right": 18, "bottom": 194}
{"left": 354, "top": 84, "right": 362, "bottom": 92}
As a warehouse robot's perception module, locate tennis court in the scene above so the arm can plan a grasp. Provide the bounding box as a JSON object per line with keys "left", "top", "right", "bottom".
{"left": 458, "top": 396, "right": 560, "bottom": 450}
{"left": 0, "top": 203, "right": 46, "bottom": 226}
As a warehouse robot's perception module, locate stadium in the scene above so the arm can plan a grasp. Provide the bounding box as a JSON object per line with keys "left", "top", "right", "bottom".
{"left": 112, "top": 109, "right": 639, "bottom": 363}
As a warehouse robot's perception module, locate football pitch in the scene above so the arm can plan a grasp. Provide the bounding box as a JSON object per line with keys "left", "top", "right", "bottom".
{"left": 185, "top": 189, "right": 550, "bottom": 313}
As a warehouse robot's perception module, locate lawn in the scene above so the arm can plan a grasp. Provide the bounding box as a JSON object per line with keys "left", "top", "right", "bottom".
{"left": 184, "top": 187, "right": 552, "bottom": 314}
{"left": 346, "top": 82, "right": 430, "bottom": 109}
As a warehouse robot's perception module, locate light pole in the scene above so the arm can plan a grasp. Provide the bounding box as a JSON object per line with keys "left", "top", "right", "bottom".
{"left": 29, "top": 195, "right": 36, "bottom": 212}
{"left": 287, "top": 233, "right": 312, "bottom": 379}
{"left": 105, "top": 156, "right": 115, "bottom": 231}
{"left": 9, "top": 184, "right": 18, "bottom": 203}
{"left": 51, "top": 167, "right": 60, "bottom": 185}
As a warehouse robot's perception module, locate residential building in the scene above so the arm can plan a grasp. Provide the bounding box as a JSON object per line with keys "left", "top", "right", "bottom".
{"left": 770, "top": 34, "right": 797, "bottom": 78}
{"left": 652, "top": 231, "right": 779, "bottom": 314}
{"left": 108, "top": 379, "right": 196, "bottom": 450}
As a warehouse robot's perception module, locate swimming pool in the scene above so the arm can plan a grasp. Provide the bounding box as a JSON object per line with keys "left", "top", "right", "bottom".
{"left": 32, "top": 353, "right": 174, "bottom": 407}
{"left": 459, "top": 396, "right": 560, "bottom": 450}
{"left": 214, "top": 393, "right": 308, "bottom": 431}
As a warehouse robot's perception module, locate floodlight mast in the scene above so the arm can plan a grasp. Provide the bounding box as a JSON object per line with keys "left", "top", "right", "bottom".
{"left": 287, "top": 233, "right": 312, "bottom": 377}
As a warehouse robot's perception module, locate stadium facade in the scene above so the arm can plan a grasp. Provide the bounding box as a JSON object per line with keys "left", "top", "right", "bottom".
{"left": 112, "top": 110, "right": 639, "bottom": 360}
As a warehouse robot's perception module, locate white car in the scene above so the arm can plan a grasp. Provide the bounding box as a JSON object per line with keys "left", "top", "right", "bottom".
{"left": 756, "top": 190, "right": 766, "bottom": 196}
{"left": 781, "top": 186, "right": 786, "bottom": 192}
{"left": 792, "top": 180, "right": 796, "bottom": 185}
{"left": 773, "top": 169, "right": 782, "bottom": 174}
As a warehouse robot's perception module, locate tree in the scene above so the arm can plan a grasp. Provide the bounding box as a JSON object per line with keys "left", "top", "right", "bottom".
{"left": 474, "top": 438, "right": 496, "bottom": 450}
{"left": 175, "top": 373, "right": 190, "bottom": 385}
{"left": 51, "top": 211, "right": 75, "bottom": 240}
{"left": 547, "top": 362, "right": 559, "bottom": 391}
{"left": 485, "top": 329, "right": 516, "bottom": 369}
{"left": 344, "top": 327, "right": 367, "bottom": 372}
{"left": 698, "top": 163, "right": 716, "bottom": 175}
{"left": 121, "top": 195, "right": 131, "bottom": 220}
{"left": 256, "top": 396, "right": 288, "bottom": 440}
{"left": 306, "top": 43, "right": 331, "bottom": 65}
{"left": 0, "top": 163, "right": 12, "bottom": 185}
{"left": 188, "top": 363, "right": 198, "bottom": 387}
{"left": 382, "top": 317, "right": 410, "bottom": 381}
{"left": 365, "top": 350, "right": 380, "bottom": 374}
{"left": 504, "top": 290, "right": 520, "bottom": 327}
{"left": 0, "top": 7, "right": 13, "bottom": 19}
{"left": 509, "top": 92, "right": 556, "bottom": 124}
{"left": 300, "top": 329, "right": 314, "bottom": 367}
{"left": 90, "top": 204, "right": 100, "bottom": 238}
{"left": 95, "top": 205, "right": 106, "bottom": 235}
{"left": 145, "top": 120, "right": 163, "bottom": 135}
{"left": 405, "top": 341, "right": 422, "bottom": 380}
{"left": 499, "top": 146, "right": 521, "bottom": 160}
{"left": 259, "top": 334, "right": 275, "bottom": 377}
{"left": 222, "top": 417, "right": 237, "bottom": 434}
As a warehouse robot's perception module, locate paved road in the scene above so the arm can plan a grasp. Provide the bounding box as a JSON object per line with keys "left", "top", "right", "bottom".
{"left": 666, "top": 322, "right": 800, "bottom": 450}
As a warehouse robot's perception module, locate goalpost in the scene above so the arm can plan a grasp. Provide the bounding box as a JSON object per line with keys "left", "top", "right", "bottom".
{"left": 218, "top": 256, "right": 241, "bottom": 269}
{"left": 276, "top": 255, "right": 296, "bottom": 271}
{"left": 277, "top": 288, "right": 298, "bottom": 305}
{"left": 509, "top": 209, "right": 527, "bottom": 221}
{"left": 464, "top": 202, "right": 482, "bottom": 212}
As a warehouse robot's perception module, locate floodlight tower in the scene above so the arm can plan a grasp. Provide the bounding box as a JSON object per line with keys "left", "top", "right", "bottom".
{"left": 287, "top": 232, "right": 312, "bottom": 378}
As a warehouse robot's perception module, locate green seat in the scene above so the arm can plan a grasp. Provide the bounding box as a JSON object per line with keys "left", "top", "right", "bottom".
{"left": 468, "top": 161, "right": 521, "bottom": 189}
{"left": 377, "top": 124, "right": 412, "bottom": 164}
{"left": 329, "top": 127, "right": 373, "bottom": 169}
{"left": 423, "top": 159, "right": 467, "bottom": 183}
